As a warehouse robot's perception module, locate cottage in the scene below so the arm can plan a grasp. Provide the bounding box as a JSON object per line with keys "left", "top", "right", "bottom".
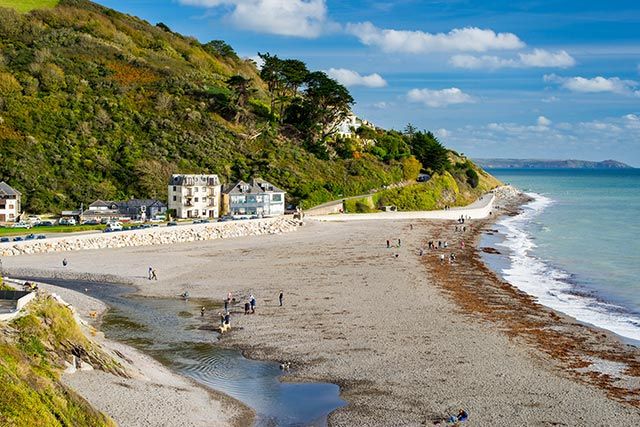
{"left": 0, "top": 182, "right": 21, "bottom": 223}
{"left": 223, "top": 178, "right": 285, "bottom": 218}
{"left": 168, "top": 174, "right": 221, "bottom": 219}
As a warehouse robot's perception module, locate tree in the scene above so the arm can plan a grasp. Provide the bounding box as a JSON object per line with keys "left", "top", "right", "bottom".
{"left": 257, "top": 53, "right": 309, "bottom": 121}
{"left": 226, "top": 75, "right": 254, "bottom": 123}
{"left": 408, "top": 131, "right": 450, "bottom": 173}
{"left": 299, "top": 71, "right": 353, "bottom": 144}
{"left": 401, "top": 156, "right": 422, "bottom": 181}
{"left": 204, "top": 40, "right": 237, "bottom": 58}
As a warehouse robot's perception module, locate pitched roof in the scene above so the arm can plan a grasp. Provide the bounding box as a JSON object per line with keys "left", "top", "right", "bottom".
{"left": 117, "top": 199, "right": 167, "bottom": 209}
{"left": 170, "top": 174, "right": 220, "bottom": 186}
{"left": 0, "top": 182, "right": 21, "bottom": 196}
{"left": 224, "top": 180, "right": 263, "bottom": 195}
{"left": 251, "top": 178, "right": 285, "bottom": 194}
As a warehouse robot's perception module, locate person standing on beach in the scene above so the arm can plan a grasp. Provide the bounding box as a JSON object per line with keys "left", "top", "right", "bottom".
{"left": 386, "top": 240, "right": 390, "bottom": 249}
{"left": 62, "top": 258, "right": 68, "bottom": 267}
{"left": 244, "top": 302, "right": 250, "bottom": 315}
{"left": 148, "top": 266, "right": 153, "bottom": 280}
{"left": 279, "top": 290, "right": 284, "bottom": 306}
{"left": 224, "top": 298, "right": 229, "bottom": 312}
{"left": 397, "top": 238, "right": 401, "bottom": 247}
{"left": 151, "top": 269, "right": 158, "bottom": 280}
{"left": 250, "top": 294, "right": 256, "bottom": 313}
{"left": 201, "top": 306, "right": 205, "bottom": 317}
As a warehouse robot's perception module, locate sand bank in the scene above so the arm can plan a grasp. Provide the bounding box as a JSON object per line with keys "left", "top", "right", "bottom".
{"left": 4, "top": 189, "right": 640, "bottom": 425}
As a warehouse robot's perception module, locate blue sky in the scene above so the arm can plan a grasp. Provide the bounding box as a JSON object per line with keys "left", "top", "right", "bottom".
{"left": 96, "top": 0, "right": 640, "bottom": 165}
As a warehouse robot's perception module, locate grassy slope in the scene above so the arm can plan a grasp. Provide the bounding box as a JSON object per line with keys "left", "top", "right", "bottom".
{"left": 0, "top": 0, "right": 59, "bottom": 12}
{"left": 344, "top": 155, "right": 501, "bottom": 212}
{"left": 0, "top": 295, "right": 116, "bottom": 426}
{"left": 0, "top": 0, "right": 403, "bottom": 213}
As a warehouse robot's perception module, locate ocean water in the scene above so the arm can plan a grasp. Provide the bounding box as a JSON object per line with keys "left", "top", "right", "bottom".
{"left": 481, "top": 169, "right": 640, "bottom": 345}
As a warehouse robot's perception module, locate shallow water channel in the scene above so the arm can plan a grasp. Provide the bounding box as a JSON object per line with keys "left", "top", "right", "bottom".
{"left": 27, "top": 278, "right": 345, "bottom": 426}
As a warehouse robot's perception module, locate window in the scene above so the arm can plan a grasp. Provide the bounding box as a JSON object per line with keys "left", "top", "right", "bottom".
{"left": 202, "top": 210, "right": 206, "bottom": 216}
{"left": 194, "top": 197, "right": 199, "bottom": 202}
{"left": 195, "top": 187, "right": 199, "bottom": 192}
{"left": 173, "top": 196, "right": 176, "bottom": 202}
{"left": 173, "top": 186, "right": 176, "bottom": 191}
{"left": 272, "top": 194, "right": 282, "bottom": 202}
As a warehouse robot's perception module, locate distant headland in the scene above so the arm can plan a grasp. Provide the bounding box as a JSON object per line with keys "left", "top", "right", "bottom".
{"left": 474, "top": 159, "right": 634, "bottom": 169}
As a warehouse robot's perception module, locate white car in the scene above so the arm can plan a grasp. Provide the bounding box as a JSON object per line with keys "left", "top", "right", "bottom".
{"left": 105, "top": 222, "right": 123, "bottom": 232}
{"left": 12, "top": 221, "right": 32, "bottom": 229}
{"left": 59, "top": 217, "right": 77, "bottom": 226}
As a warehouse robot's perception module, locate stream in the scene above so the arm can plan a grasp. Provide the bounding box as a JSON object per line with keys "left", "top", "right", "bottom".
{"left": 24, "top": 277, "right": 346, "bottom": 427}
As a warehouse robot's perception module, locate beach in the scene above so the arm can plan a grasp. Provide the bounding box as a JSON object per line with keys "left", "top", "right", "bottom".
{"left": 24, "top": 280, "right": 254, "bottom": 427}
{"left": 4, "top": 189, "right": 640, "bottom": 426}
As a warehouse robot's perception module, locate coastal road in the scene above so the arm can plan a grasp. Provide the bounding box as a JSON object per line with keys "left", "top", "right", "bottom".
{"left": 309, "top": 192, "right": 495, "bottom": 221}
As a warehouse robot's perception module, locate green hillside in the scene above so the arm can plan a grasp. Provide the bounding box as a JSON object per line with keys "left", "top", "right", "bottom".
{"left": 0, "top": 0, "right": 59, "bottom": 13}
{"left": 0, "top": 0, "right": 497, "bottom": 213}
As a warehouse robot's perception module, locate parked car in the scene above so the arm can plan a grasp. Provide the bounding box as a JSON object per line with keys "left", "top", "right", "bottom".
{"left": 36, "top": 235, "right": 46, "bottom": 240}
{"left": 82, "top": 219, "right": 100, "bottom": 225}
{"left": 104, "top": 221, "right": 123, "bottom": 232}
{"left": 25, "top": 234, "right": 36, "bottom": 240}
{"left": 12, "top": 221, "right": 31, "bottom": 229}
{"left": 38, "top": 220, "right": 55, "bottom": 226}
{"left": 59, "top": 217, "right": 77, "bottom": 226}
{"left": 0, "top": 237, "right": 10, "bottom": 243}
{"left": 167, "top": 221, "right": 177, "bottom": 227}
{"left": 13, "top": 236, "right": 24, "bottom": 241}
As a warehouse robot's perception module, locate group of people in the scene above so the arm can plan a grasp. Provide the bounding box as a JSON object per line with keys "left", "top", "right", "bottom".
{"left": 433, "top": 409, "right": 469, "bottom": 425}
{"left": 147, "top": 266, "right": 158, "bottom": 280}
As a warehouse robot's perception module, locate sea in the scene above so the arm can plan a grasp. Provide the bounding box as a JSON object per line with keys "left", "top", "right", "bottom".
{"left": 480, "top": 168, "right": 640, "bottom": 346}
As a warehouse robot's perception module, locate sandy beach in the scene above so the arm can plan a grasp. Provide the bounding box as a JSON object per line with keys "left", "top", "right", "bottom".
{"left": 4, "top": 190, "right": 640, "bottom": 426}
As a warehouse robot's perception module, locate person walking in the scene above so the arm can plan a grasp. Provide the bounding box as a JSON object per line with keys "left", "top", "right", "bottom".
{"left": 148, "top": 266, "right": 153, "bottom": 280}
{"left": 244, "top": 302, "right": 250, "bottom": 315}
{"left": 224, "top": 298, "right": 229, "bottom": 312}
{"left": 250, "top": 294, "right": 256, "bottom": 314}
{"left": 386, "top": 240, "right": 390, "bottom": 248}
{"left": 201, "top": 306, "right": 206, "bottom": 317}
{"left": 279, "top": 290, "right": 284, "bottom": 307}
{"left": 62, "top": 258, "right": 68, "bottom": 267}
{"left": 151, "top": 269, "right": 158, "bottom": 280}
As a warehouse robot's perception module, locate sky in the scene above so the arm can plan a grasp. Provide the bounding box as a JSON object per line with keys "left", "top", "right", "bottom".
{"left": 95, "top": 0, "right": 640, "bottom": 165}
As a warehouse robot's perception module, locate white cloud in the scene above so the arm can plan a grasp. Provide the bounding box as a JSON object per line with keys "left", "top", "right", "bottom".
{"left": 519, "top": 49, "right": 575, "bottom": 68}
{"left": 537, "top": 116, "right": 552, "bottom": 127}
{"left": 435, "top": 128, "right": 451, "bottom": 138}
{"left": 544, "top": 74, "right": 639, "bottom": 95}
{"left": 407, "top": 87, "right": 474, "bottom": 108}
{"left": 373, "top": 101, "right": 389, "bottom": 109}
{"left": 246, "top": 54, "right": 264, "bottom": 69}
{"left": 542, "top": 96, "right": 559, "bottom": 103}
{"left": 450, "top": 49, "right": 575, "bottom": 70}
{"left": 180, "top": 0, "right": 327, "bottom": 38}
{"left": 326, "top": 68, "right": 387, "bottom": 88}
{"left": 346, "top": 22, "right": 524, "bottom": 54}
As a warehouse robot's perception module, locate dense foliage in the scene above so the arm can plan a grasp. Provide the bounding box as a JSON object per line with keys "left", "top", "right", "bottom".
{"left": 0, "top": 0, "right": 496, "bottom": 213}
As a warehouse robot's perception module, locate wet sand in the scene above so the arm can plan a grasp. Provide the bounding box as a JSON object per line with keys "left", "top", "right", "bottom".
{"left": 5, "top": 193, "right": 640, "bottom": 426}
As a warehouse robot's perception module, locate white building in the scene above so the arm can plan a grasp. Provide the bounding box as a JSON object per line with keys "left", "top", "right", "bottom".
{"left": 168, "top": 174, "right": 221, "bottom": 219}
{"left": 224, "top": 178, "right": 285, "bottom": 218}
{"left": 336, "top": 113, "right": 361, "bottom": 138}
{"left": 0, "top": 182, "right": 21, "bottom": 223}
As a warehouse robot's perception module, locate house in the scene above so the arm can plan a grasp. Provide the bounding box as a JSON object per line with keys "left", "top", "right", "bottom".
{"left": 223, "top": 178, "right": 285, "bottom": 218}
{"left": 81, "top": 199, "right": 167, "bottom": 222}
{"left": 336, "top": 113, "right": 361, "bottom": 138}
{"left": 168, "top": 174, "right": 221, "bottom": 219}
{"left": 0, "top": 182, "right": 21, "bottom": 223}
{"left": 116, "top": 199, "right": 167, "bottom": 221}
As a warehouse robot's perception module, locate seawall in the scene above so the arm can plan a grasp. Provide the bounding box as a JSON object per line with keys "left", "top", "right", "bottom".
{"left": 0, "top": 217, "right": 302, "bottom": 257}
